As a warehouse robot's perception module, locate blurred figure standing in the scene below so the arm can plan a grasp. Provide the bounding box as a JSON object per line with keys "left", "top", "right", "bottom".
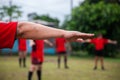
{"left": 28, "top": 40, "right": 53, "bottom": 80}
{"left": 18, "top": 39, "right": 27, "bottom": 67}
{"left": 84, "top": 34, "right": 117, "bottom": 70}
{"left": 55, "top": 38, "right": 69, "bottom": 69}
{"left": 65, "top": 42, "right": 72, "bottom": 55}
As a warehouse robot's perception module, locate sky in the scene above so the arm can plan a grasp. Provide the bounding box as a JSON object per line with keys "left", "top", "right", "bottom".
{"left": 1, "top": 0, "right": 84, "bottom": 25}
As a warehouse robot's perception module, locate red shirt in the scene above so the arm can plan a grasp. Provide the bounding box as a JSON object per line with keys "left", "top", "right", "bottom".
{"left": 31, "top": 40, "right": 44, "bottom": 62}
{"left": 18, "top": 39, "right": 27, "bottom": 51}
{"left": 55, "top": 38, "right": 66, "bottom": 52}
{"left": 0, "top": 22, "right": 17, "bottom": 49}
{"left": 91, "top": 38, "right": 108, "bottom": 50}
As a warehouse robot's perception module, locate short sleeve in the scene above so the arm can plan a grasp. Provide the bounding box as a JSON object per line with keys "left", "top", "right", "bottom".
{"left": 90, "top": 38, "right": 96, "bottom": 44}
{"left": 0, "top": 22, "right": 18, "bottom": 49}
{"left": 103, "top": 39, "right": 108, "bottom": 44}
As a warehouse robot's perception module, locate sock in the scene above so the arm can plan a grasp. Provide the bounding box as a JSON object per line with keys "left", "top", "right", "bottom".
{"left": 23, "top": 58, "right": 26, "bottom": 67}
{"left": 28, "top": 71, "right": 33, "bottom": 80}
{"left": 19, "top": 58, "right": 22, "bottom": 67}
{"left": 36, "top": 70, "right": 41, "bottom": 80}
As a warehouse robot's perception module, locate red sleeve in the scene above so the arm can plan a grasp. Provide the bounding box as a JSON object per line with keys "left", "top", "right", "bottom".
{"left": 103, "top": 39, "right": 108, "bottom": 44}
{"left": 0, "top": 22, "right": 18, "bottom": 49}
{"left": 90, "top": 38, "right": 96, "bottom": 44}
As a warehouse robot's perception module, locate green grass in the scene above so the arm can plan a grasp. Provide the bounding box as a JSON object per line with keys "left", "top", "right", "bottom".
{"left": 0, "top": 55, "right": 120, "bottom": 80}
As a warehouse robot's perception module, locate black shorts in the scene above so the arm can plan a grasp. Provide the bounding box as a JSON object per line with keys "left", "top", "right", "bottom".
{"left": 57, "top": 51, "right": 66, "bottom": 55}
{"left": 95, "top": 50, "right": 104, "bottom": 57}
{"left": 32, "top": 58, "right": 42, "bottom": 65}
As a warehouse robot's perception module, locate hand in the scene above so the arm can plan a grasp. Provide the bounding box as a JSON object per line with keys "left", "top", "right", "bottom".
{"left": 49, "top": 43, "right": 53, "bottom": 47}
{"left": 113, "top": 41, "right": 117, "bottom": 44}
{"left": 63, "top": 31, "right": 94, "bottom": 42}
{"left": 44, "top": 40, "right": 53, "bottom": 47}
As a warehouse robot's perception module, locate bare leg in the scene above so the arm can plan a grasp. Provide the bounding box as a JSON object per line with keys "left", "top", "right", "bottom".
{"left": 21, "top": 52, "right": 24, "bottom": 67}
{"left": 23, "top": 51, "right": 27, "bottom": 67}
{"left": 94, "top": 56, "right": 98, "bottom": 70}
{"left": 19, "top": 51, "right": 22, "bottom": 67}
{"left": 100, "top": 57, "right": 105, "bottom": 70}
{"left": 64, "top": 54, "right": 69, "bottom": 69}
{"left": 57, "top": 54, "right": 61, "bottom": 68}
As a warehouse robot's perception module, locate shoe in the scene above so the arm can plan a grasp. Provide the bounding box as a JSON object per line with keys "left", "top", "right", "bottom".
{"left": 65, "top": 66, "right": 69, "bottom": 69}
{"left": 24, "top": 65, "right": 26, "bottom": 68}
{"left": 101, "top": 67, "right": 105, "bottom": 70}
{"left": 93, "top": 66, "right": 97, "bottom": 70}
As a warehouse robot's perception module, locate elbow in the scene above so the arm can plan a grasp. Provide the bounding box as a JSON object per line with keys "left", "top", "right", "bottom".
{"left": 17, "top": 22, "right": 28, "bottom": 38}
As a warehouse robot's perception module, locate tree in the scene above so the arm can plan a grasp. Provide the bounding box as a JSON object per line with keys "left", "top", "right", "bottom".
{"left": 0, "top": 1, "right": 22, "bottom": 21}
{"left": 28, "top": 13, "right": 59, "bottom": 26}
{"left": 63, "top": 1, "right": 120, "bottom": 57}
{"left": 82, "top": 0, "right": 120, "bottom": 5}
{"left": 0, "top": 7, "right": 4, "bottom": 20}
{"left": 0, "top": 0, "right": 22, "bottom": 56}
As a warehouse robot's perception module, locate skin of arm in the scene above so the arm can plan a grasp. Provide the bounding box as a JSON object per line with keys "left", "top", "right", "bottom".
{"left": 107, "top": 39, "right": 117, "bottom": 44}
{"left": 16, "top": 22, "right": 94, "bottom": 42}
{"left": 83, "top": 39, "right": 91, "bottom": 43}
{"left": 29, "top": 40, "right": 35, "bottom": 47}
{"left": 44, "top": 40, "right": 53, "bottom": 46}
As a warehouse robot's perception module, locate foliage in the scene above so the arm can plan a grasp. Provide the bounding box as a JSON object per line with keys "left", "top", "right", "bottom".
{"left": 28, "top": 13, "right": 59, "bottom": 26}
{"left": 63, "top": 1, "right": 120, "bottom": 57}
{"left": 0, "top": 5, "right": 22, "bottom": 21}
{"left": 82, "top": 0, "right": 120, "bottom": 5}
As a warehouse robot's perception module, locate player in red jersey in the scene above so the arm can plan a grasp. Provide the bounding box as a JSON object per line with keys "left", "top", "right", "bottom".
{"left": 55, "top": 38, "right": 69, "bottom": 69}
{"left": 28, "top": 40, "right": 53, "bottom": 80}
{"left": 18, "top": 38, "right": 27, "bottom": 67}
{"left": 0, "top": 21, "right": 94, "bottom": 49}
{"left": 84, "top": 34, "right": 117, "bottom": 70}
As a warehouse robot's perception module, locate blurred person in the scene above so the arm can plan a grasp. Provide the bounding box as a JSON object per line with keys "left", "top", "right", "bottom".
{"left": 28, "top": 40, "right": 53, "bottom": 80}
{"left": 18, "top": 38, "right": 27, "bottom": 67}
{"left": 0, "top": 21, "right": 94, "bottom": 49}
{"left": 84, "top": 34, "right": 117, "bottom": 70}
{"left": 55, "top": 38, "right": 69, "bottom": 69}
{"left": 65, "top": 42, "right": 72, "bottom": 55}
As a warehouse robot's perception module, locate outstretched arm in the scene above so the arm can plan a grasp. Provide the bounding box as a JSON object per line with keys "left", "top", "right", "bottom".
{"left": 29, "top": 40, "right": 35, "bottom": 47}
{"left": 107, "top": 39, "right": 117, "bottom": 44}
{"left": 84, "top": 39, "right": 91, "bottom": 43}
{"left": 44, "top": 40, "right": 53, "bottom": 46}
{"left": 81, "top": 39, "right": 91, "bottom": 43}
{"left": 16, "top": 22, "right": 94, "bottom": 42}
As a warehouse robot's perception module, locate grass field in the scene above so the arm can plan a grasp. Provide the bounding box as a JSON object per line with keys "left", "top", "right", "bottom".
{"left": 0, "top": 55, "right": 120, "bottom": 80}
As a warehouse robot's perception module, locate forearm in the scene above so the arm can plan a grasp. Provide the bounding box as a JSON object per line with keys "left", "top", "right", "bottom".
{"left": 29, "top": 40, "right": 35, "bottom": 46}
{"left": 17, "top": 22, "right": 65, "bottom": 39}
{"left": 44, "top": 40, "right": 53, "bottom": 46}
{"left": 108, "top": 39, "right": 117, "bottom": 44}
{"left": 16, "top": 21, "right": 94, "bottom": 42}
{"left": 82, "top": 39, "right": 91, "bottom": 43}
